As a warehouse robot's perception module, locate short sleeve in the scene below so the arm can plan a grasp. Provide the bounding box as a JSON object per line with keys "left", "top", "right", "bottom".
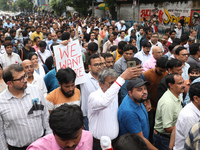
{"left": 121, "top": 111, "right": 142, "bottom": 134}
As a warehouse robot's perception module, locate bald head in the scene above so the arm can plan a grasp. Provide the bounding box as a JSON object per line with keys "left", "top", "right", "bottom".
{"left": 21, "top": 59, "right": 34, "bottom": 77}
{"left": 51, "top": 33, "right": 58, "bottom": 41}
{"left": 152, "top": 46, "right": 163, "bottom": 60}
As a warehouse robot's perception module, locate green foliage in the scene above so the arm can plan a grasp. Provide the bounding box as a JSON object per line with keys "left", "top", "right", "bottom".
{"left": 67, "top": 0, "right": 92, "bottom": 17}
{"left": 16, "top": 0, "right": 33, "bottom": 11}
{"left": 0, "top": 0, "right": 9, "bottom": 11}
{"left": 50, "top": 0, "right": 67, "bottom": 16}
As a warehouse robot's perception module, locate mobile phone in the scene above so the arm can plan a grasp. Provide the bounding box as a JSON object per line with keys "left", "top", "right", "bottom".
{"left": 127, "top": 61, "right": 136, "bottom": 80}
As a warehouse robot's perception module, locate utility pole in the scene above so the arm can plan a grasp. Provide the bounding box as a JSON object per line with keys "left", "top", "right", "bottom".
{"left": 92, "top": 0, "right": 94, "bottom": 16}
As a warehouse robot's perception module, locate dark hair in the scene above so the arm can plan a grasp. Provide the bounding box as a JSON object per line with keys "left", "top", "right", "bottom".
{"left": 189, "top": 82, "right": 200, "bottom": 101}
{"left": 3, "top": 64, "right": 24, "bottom": 83}
{"left": 169, "top": 30, "right": 176, "bottom": 35}
{"left": 39, "top": 41, "right": 47, "bottom": 48}
{"left": 112, "top": 31, "right": 118, "bottom": 36}
{"left": 56, "top": 68, "right": 76, "bottom": 84}
{"left": 56, "top": 30, "right": 61, "bottom": 34}
{"left": 166, "top": 73, "right": 179, "bottom": 88}
{"left": 166, "top": 59, "right": 182, "bottom": 69}
{"left": 129, "top": 57, "right": 142, "bottom": 65}
{"left": 4, "top": 41, "right": 13, "bottom": 48}
{"left": 50, "top": 43, "right": 59, "bottom": 52}
{"left": 28, "top": 52, "right": 38, "bottom": 60}
{"left": 110, "top": 45, "right": 118, "bottom": 52}
{"left": 108, "top": 33, "right": 113, "bottom": 39}
{"left": 103, "top": 53, "right": 114, "bottom": 59}
{"left": 123, "top": 44, "right": 136, "bottom": 53}
{"left": 88, "top": 54, "right": 100, "bottom": 65}
{"left": 5, "top": 36, "right": 12, "bottom": 41}
{"left": 61, "top": 32, "right": 70, "bottom": 40}
{"left": 165, "top": 28, "right": 171, "bottom": 34}
{"left": 46, "top": 32, "right": 51, "bottom": 36}
{"left": 88, "top": 42, "right": 98, "bottom": 52}
{"left": 180, "top": 34, "right": 189, "bottom": 43}
{"left": 130, "top": 35, "right": 137, "bottom": 40}
{"left": 22, "top": 30, "right": 28, "bottom": 37}
{"left": 10, "top": 29, "right": 16, "bottom": 34}
{"left": 175, "top": 46, "right": 187, "bottom": 55}
{"left": 173, "top": 38, "right": 181, "bottom": 45}
{"left": 23, "top": 38, "right": 31, "bottom": 46}
{"left": 156, "top": 57, "right": 168, "bottom": 68}
{"left": 33, "top": 36, "right": 40, "bottom": 42}
{"left": 114, "top": 133, "right": 148, "bottom": 150}
{"left": 142, "top": 41, "right": 152, "bottom": 47}
{"left": 188, "top": 65, "right": 200, "bottom": 74}
{"left": 36, "top": 26, "right": 41, "bottom": 29}
{"left": 118, "top": 41, "right": 127, "bottom": 50}
{"left": 49, "top": 104, "right": 83, "bottom": 140}
{"left": 168, "top": 43, "right": 178, "bottom": 52}
{"left": 189, "top": 43, "right": 199, "bottom": 55}
{"left": 83, "top": 33, "right": 90, "bottom": 42}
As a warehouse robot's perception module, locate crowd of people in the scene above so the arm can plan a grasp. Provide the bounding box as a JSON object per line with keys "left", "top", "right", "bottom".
{"left": 0, "top": 13, "right": 200, "bottom": 150}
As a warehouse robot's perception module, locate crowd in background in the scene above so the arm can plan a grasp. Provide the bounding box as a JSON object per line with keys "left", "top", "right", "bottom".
{"left": 0, "top": 13, "right": 200, "bottom": 150}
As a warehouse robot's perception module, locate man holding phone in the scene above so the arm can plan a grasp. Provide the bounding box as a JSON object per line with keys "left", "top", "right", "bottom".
{"left": 114, "top": 44, "right": 137, "bottom": 77}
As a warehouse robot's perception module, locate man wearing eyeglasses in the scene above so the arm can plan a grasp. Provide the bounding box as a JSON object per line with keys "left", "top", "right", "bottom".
{"left": 21, "top": 59, "right": 47, "bottom": 97}
{"left": 174, "top": 46, "right": 190, "bottom": 80}
{"left": 149, "top": 33, "right": 164, "bottom": 53}
{"left": 80, "top": 54, "right": 103, "bottom": 130}
{"left": 0, "top": 64, "right": 51, "bottom": 150}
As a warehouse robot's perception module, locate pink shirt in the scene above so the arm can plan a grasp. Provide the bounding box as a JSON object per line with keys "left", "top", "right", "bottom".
{"left": 143, "top": 56, "right": 156, "bottom": 72}
{"left": 32, "top": 45, "right": 39, "bottom": 52}
{"left": 27, "top": 130, "right": 93, "bottom": 150}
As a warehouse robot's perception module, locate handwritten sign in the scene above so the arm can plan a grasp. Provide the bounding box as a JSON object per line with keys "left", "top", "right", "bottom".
{"left": 53, "top": 40, "right": 86, "bottom": 85}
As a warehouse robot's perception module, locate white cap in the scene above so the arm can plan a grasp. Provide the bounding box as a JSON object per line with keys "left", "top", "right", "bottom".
{"left": 121, "top": 20, "right": 125, "bottom": 24}
{"left": 100, "top": 136, "right": 113, "bottom": 150}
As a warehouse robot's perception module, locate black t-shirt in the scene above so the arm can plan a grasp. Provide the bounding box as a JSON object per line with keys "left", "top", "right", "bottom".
{"left": 19, "top": 47, "right": 35, "bottom": 60}
{"left": 45, "top": 56, "right": 54, "bottom": 71}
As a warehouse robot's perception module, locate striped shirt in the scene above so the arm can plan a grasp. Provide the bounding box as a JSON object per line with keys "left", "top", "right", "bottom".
{"left": 0, "top": 85, "right": 52, "bottom": 149}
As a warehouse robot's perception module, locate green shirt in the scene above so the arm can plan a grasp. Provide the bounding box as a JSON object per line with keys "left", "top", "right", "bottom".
{"left": 154, "top": 89, "right": 182, "bottom": 135}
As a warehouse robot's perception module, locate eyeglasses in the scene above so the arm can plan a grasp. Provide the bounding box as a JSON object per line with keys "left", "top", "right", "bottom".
{"left": 181, "top": 53, "right": 190, "bottom": 57}
{"left": 92, "top": 63, "right": 103, "bottom": 67}
{"left": 12, "top": 73, "right": 28, "bottom": 83}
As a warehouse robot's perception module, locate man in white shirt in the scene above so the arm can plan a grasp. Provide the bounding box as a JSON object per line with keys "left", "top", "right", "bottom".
{"left": 117, "top": 20, "right": 126, "bottom": 32}
{"left": 0, "top": 40, "right": 5, "bottom": 54}
{"left": 21, "top": 59, "right": 47, "bottom": 97}
{"left": 80, "top": 54, "right": 103, "bottom": 130}
{"left": 134, "top": 41, "right": 152, "bottom": 66}
{"left": 36, "top": 41, "right": 51, "bottom": 65}
{"left": 88, "top": 67, "right": 142, "bottom": 150}
{"left": 149, "top": 33, "right": 164, "bottom": 53}
{"left": 128, "top": 22, "right": 138, "bottom": 36}
{"left": 0, "top": 41, "right": 21, "bottom": 70}
{"left": 89, "top": 32, "right": 100, "bottom": 53}
{"left": 168, "top": 30, "right": 176, "bottom": 43}
{"left": 117, "top": 31, "right": 125, "bottom": 42}
{"left": 174, "top": 82, "right": 200, "bottom": 150}
{"left": 175, "top": 22, "right": 182, "bottom": 39}
{"left": 174, "top": 46, "right": 190, "bottom": 80}
{"left": 103, "top": 33, "right": 117, "bottom": 53}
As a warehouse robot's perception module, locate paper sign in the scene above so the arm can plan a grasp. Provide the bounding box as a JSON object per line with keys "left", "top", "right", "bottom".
{"left": 53, "top": 40, "right": 86, "bottom": 85}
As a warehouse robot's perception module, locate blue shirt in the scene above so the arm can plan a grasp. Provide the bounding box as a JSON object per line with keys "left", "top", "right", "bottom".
{"left": 118, "top": 95, "right": 150, "bottom": 139}
{"left": 44, "top": 68, "right": 59, "bottom": 93}
{"left": 184, "top": 77, "right": 200, "bottom": 106}
{"left": 3, "top": 22, "right": 13, "bottom": 28}
{"left": 47, "top": 39, "right": 62, "bottom": 50}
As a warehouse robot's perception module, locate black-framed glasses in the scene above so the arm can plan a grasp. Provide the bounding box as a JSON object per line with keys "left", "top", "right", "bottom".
{"left": 92, "top": 63, "right": 103, "bottom": 67}
{"left": 12, "top": 73, "right": 28, "bottom": 83}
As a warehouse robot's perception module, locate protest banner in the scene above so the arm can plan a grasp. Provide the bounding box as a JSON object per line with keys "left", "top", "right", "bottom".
{"left": 53, "top": 40, "right": 86, "bottom": 85}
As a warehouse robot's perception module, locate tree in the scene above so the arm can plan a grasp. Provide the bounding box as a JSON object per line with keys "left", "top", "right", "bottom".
{"left": 50, "top": 0, "right": 68, "bottom": 16}
{"left": 0, "top": 0, "right": 9, "bottom": 11}
{"left": 105, "top": 0, "right": 117, "bottom": 20}
{"left": 16, "top": 0, "right": 33, "bottom": 12}
{"left": 67, "top": 0, "right": 92, "bottom": 17}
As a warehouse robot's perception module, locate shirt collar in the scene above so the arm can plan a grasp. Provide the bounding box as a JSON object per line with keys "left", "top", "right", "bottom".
{"left": 167, "top": 89, "right": 181, "bottom": 102}
{"left": 190, "top": 55, "right": 199, "bottom": 62}
{"left": 6, "top": 85, "right": 31, "bottom": 100}
{"left": 127, "top": 95, "right": 140, "bottom": 108}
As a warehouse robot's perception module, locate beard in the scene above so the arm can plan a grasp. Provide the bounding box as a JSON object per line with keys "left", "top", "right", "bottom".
{"left": 132, "top": 94, "right": 147, "bottom": 103}
{"left": 61, "top": 88, "right": 75, "bottom": 98}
